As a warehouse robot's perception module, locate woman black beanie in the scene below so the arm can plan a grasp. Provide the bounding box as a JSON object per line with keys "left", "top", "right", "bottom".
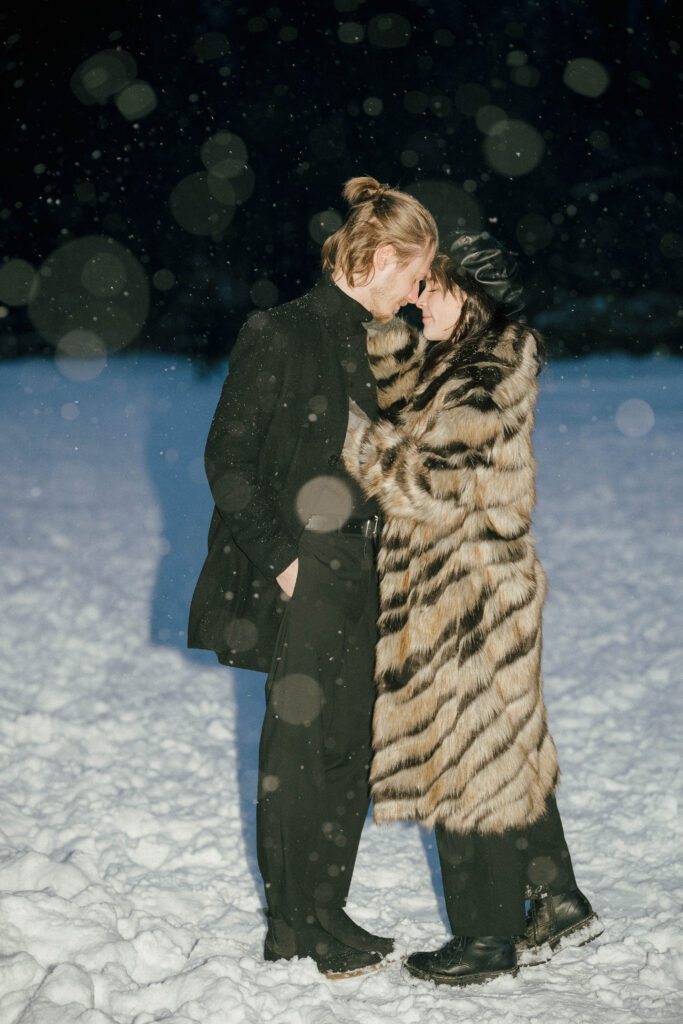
{"left": 444, "top": 230, "right": 525, "bottom": 315}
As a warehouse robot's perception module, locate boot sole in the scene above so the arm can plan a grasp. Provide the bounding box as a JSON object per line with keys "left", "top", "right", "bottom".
{"left": 265, "top": 944, "right": 393, "bottom": 980}
{"left": 403, "top": 961, "right": 518, "bottom": 987}
{"left": 517, "top": 912, "right": 604, "bottom": 967}
{"left": 324, "top": 957, "right": 395, "bottom": 980}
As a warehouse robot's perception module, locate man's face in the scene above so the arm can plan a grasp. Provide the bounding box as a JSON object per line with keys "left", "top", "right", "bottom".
{"left": 367, "top": 244, "right": 435, "bottom": 321}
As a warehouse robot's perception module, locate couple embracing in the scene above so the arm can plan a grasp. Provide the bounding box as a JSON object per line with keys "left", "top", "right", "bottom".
{"left": 188, "top": 177, "right": 602, "bottom": 986}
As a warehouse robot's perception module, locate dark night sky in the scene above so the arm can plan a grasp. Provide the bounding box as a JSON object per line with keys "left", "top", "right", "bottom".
{"left": 2, "top": 0, "right": 681, "bottom": 361}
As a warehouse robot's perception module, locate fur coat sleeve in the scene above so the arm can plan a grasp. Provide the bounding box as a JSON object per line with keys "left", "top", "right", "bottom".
{"left": 344, "top": 316, "right": 540, "bottom": 536}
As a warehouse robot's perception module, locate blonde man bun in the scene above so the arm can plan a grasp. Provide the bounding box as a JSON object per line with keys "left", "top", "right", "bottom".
{"left": 342, "top": 176, "right": 386, "bottom": 206}
{"left": 322, "top": 175, "right": 438, "bottom": 286}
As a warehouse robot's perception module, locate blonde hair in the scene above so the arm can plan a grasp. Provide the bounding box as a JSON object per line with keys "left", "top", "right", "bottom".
{"left": 321, "top": 176, "right": 438, "bottom": 286}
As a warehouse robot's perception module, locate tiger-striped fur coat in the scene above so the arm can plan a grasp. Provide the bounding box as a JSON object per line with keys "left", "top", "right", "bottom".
{"left": 343, "top": 316, "right": 560, "bottom": 834}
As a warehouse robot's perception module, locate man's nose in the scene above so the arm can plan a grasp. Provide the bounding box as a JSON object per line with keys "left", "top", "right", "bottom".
{"left": 406, "top": 282, "right": 421, "bottom": 304}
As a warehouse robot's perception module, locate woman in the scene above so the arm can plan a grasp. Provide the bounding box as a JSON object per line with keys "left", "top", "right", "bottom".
{"left": 343, "top": 233, "right": 602, "bottom": 986}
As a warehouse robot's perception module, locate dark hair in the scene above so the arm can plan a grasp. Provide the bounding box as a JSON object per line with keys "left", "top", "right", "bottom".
{"left": 427, "top": 252, "right": 546, "bottom": 370}
{"left": 430, "top": 253, "right": 502, "bottom": 343}
{"left": 321, "top": 176, "right": 438, "bottom": 285}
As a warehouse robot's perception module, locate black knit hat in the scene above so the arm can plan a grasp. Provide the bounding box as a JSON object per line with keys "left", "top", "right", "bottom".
{"left": 444, "top": 230, "right": 524, "bottom": 315}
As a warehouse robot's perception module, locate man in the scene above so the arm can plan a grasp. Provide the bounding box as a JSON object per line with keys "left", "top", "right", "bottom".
{"left": 188, "top": 176, "right": 437, "bottom": 977}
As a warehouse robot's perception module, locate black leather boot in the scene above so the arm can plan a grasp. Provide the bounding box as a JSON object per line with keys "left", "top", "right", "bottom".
{"left": 516, "top": 888, "right": 604, "bottom": 966}
{"left": 314, "top": 906, "right": 396, "bottom": 958}
{"left": 404, "top": 935, "right": 517, "bottom": 986}
{"left": 264, "top": 917, "right": 383, "bottom": 978}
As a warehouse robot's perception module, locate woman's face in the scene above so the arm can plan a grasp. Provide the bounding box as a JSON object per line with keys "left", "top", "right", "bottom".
{"left": 416, "top": 279, "right": 464, "bottom": 341}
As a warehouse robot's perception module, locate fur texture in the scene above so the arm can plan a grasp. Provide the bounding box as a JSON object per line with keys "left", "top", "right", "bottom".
{"left": 344, "top": 317, "right": 559, "bottom": 834}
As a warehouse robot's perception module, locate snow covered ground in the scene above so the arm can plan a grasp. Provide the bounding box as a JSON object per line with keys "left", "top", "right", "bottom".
{"left": 0, "top": 350, "right": 681, "bottom": 1024}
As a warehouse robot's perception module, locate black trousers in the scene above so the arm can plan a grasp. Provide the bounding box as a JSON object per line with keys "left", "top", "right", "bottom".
{"left": 436, "top": 796, "right": 578, "bottom": 935}
{"left": 256, "top": 529, "right": 378, "bottom": 929}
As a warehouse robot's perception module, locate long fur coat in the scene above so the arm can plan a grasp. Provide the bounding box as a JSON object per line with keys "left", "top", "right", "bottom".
{"left": 343, "top": 316, "right": 560, "bottom": 834}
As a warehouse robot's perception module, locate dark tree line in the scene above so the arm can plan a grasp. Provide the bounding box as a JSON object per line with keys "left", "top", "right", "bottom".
{"left": 2, "top": 0, "right": 681, "bottom": 362}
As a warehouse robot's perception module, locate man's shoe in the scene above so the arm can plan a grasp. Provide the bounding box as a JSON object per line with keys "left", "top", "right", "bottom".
{"left": 404, "top": 935, "right": 517, "bottom": 987}
{"left": 264, "top": 917, "right": 383, "bottom": 978}
{"left": 315, "top": 906, "right": 396, "bottom": 958}
{"left": 516, "top": 888, "right": 604, "bottom": 966}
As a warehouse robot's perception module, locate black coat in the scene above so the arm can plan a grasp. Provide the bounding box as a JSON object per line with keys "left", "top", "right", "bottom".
{"left": 188, "top": 275, "right": 378, "bottom": 672}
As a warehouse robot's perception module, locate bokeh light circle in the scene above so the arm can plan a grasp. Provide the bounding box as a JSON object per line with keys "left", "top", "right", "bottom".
{"left": 213, "top": 470, "right": 253, "bottom": 513}
{"left": 403, "top": 91, "right": 429, "bottom": 114}
{"left": 55, "top": 330, "right": 108, "bottom": 381}
{"left": 367, "top": 14, "right": 412, "bottom": 48}
{"left": 589, "top": 130, "right": 610, "bottom": 151}
{"left": 170, "top": 172, "right": 236, "bottom": 235}
{"left": 81, "top": 252, "right": 127, "bottom": 298}
{"left": 615, "top": 399, "right": 655, "bottom": 438}
{"left": 0, "top": 259, "right": 39, "bottom": 305}
{"left": 28, "top": 237, "right": 149, "bottom": 352}
{"left": 338, "top": 22, "right": 364, "bottom": 44}
{"left": 406, "top": 180, "right": 482, "bottom": 235}
{"left": 207, "top": 174, "right": 236, "bottom": 208}
{"left": 308, "top": 210, "right": 343, "bottom": 246}
{"left": 250, "top": 280, "right": 279, "bottom": 308}
{"left": 434, "top": 29, "right": 455, "bottom": 47}
{"left": 476, "top": 105, "right": 507, "bottom": 134}
{"left": 115, "top": 80, "right": 157, "bottom": 121}
{"left": 563, "top": 58, "right": 610, "bottom": 98}
{"left": 483, "top": 119, "right": 546, "bottom": 177}
{"left": 193, "top": 32, "right": 230, "bottom": 62}
{"left": 400, "top": 149, "right": 419, "bottom": 168}
{"left": 153, "top": 269, "right": 176, "bottom": 291}
{"left": 363, "top": 97, "right": 383, "bottom": 116}
{"left": 228, "top": 166, "right": 255, "bottom": 206}
{"left": 516, "top": 213, "right": 554, "bottom": 253}
{"left": 511, "top": 65, "right": 540, "bottom": 87}
{"left": 201, "top": 131, "right": 248, "bottom": 179}
{"left": 201, "top": 132, "right": 253, "bottom": 207}
{"left": 296, "top": 476, "right": 353, "bottom": 529}
{"left": 223, "top": 618, "right": 258, "bottom": 653}
{"left": 271, "top": 674, "right": 323, "bottom": 725}
{"left": 61, "top": 402, "right": 79, "bottom": 421}
{"left": 70, "top": 49, "right": 137, "bottom": 104}
{"left": 660, "top": 234, "right": 683, "bottom": 259}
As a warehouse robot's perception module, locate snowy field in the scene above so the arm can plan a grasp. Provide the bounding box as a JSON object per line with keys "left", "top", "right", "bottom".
{"left": 0, "top": 349, "right": 681, "bottom": 1024}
